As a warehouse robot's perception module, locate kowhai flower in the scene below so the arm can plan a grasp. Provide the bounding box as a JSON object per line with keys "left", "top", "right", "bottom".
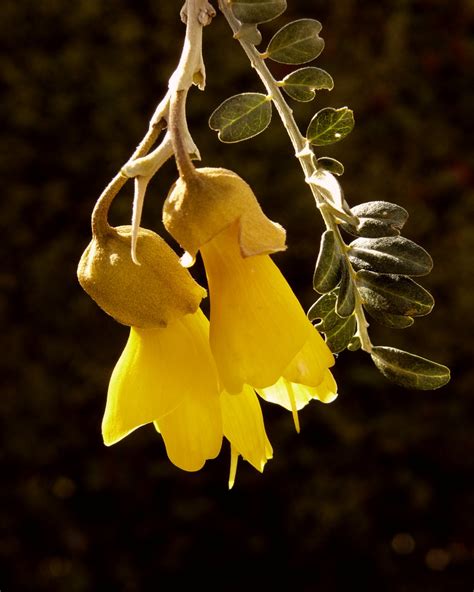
{"left": 78, "top": 225, "right": 272, "bottom": 483}
{"left": 103, "top": 309, "right": 272, "bottom": 480}
{"left": 163, "top": 167, "right": 338, "bottom": 420}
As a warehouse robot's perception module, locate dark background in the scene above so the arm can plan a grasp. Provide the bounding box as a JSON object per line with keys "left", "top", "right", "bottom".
{"left": 2, "top": 0, "right": 473, "bottom": 590}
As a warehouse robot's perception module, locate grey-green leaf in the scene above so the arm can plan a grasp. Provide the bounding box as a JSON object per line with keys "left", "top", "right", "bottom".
{"left": 356, "top": 270, "right": 434, "bottom": 317}
{"left": 343, "top": 201, "right": 408, "bottom": 237}
{"left": 371, "top": 346, "right": 450, "bottom": 390}
{"left": 313, "top": 230, "right": 342, "bottom": 294}
{"left": 348, "top": 236, "right": 433, "bottom": 276}
{"left": 336, "top": 264, "right": 355, "bottom": 317}
{"left": 317, "top": 157, "right": 345, "bottom": 176}
{"left": 308, "top": 291, "right": 356, "bottom": 353}
{"left": 325, "top": 313, "right": 357, "bottom": 353}
{"left": 364, "top": 304, "right": 415, "bottom": 329}
{"left": 209, "top": 93, "right": 272, "bottom": 143}
{"left": 230, "top": 0, "right": 287, "bottom": 24}
{"left": 308, "top": 291, "right": 336, "bottom": 326}
{"left": 266, "top": 19, "right": 324, "bottom": 65}
{"left": 281, "top": 67, "right": 333, "bottom": 101}
{"left": 307, "top": 107, "right": 355, "bottom": 146}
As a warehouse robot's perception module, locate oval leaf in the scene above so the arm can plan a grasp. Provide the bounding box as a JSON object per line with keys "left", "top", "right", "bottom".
{"left": 266, "top": 19, "right": 324, "bottom": 65}
{"left": 308, "top": 291, "right": 356, "bottom": 353}
{"left": 318, "top": 157, "right": 344, "bottom": 176}
{"left": 336, "top": 264, "right": 355, "bottom": 317}
{"left": 281, "top": 67, "right": 333, "bottom": 102}
{"left": 209, "top": 93, "right": 272, "bottom": 143}
{"left": 308, "top": 291, "right": 336, "bottom": 326}
{"left": 348, "top": 236, "right": 433, "bottom": 276}
{"left": 343, "top": 201, "right": 408, "bottom": 237}
{"left": 364, "top": 304, "right": 415, "bottom": 329}
{"left": 371, "top": 346, "right": 450, "bottom": 390}
{"left": 307, "top": 107, "right": 355, "bottom": 146}
{"left": 356, "top": 270, "right": 434, "bottom": 317}
{"left": 230, "top": 0, "right": 287, "bottom": 24}
{"left": 325, "top": 313, "right": 357, "bottom": 354}
{"left": 313, "top": 230, "right": 342, "bottom": 294}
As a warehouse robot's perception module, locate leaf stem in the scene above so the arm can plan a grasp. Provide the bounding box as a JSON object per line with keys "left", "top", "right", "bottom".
{"left": 219, "top": 1, "right": 373, "bottom": 352}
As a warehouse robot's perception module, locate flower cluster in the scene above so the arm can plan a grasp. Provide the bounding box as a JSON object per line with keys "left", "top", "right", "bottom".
{"left": 79, "top": 168, "right": 337, "bottom": 486}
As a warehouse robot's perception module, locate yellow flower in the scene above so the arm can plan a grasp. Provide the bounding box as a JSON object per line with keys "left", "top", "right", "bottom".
{"left": 78, "top": 223, "right": 273, "bottom": 483}
{"left": 163, "top": 168, "right": 337, "bottom": 410}
{"left": 103, "top": 309, "right": 272, "bottom": 481}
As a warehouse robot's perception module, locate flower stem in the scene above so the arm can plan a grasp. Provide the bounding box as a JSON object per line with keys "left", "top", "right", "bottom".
{"left": 169, "top": 90, "right": 199, "bottom": 183}
{"left": 219, "top": 1, "right": 373, "bottom": 352}
{"left": 91, "top": 119, "right": 165, "bottom": 238}
{"left": 91, "top": 0, "right": 215, "bottom": 238}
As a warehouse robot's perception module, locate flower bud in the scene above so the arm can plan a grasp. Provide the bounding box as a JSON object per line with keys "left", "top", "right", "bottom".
{"left": 163, "top": 167, "right": 286, "bottom": 261}
{"left": 77, "top": 225, "right": 206, "bottom": 327}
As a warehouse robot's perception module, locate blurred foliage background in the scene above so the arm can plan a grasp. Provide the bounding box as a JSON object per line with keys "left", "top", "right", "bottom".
{"left": 1, "top": 0, "right": 473, "bottom": 590}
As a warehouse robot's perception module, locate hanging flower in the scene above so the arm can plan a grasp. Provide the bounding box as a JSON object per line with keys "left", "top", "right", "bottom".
{"left": 163, "top": 167, "right": 337, "bottom": 409}
{"left": 103, "top": 308, "right": 273, "bottom": 480}
{"left": 77, "top": 224, "right": 271, "bottom": 482}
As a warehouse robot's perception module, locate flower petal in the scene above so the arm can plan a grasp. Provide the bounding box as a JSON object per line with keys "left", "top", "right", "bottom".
{"left": 201, "top": 221, "right": 311, "bottom": 393}
{"left": 221, "top": 386, "right": 273, "bottom": 472}
{"left": 102, "top": 309, "right": 219, "bottom": 446}
{"left": 154, "top": 386, "right": 222, "bottom": 472}
{"left": 283, "top": 323, "right": 334, "bottom": 387}
{"left": 258, "top": 369, "right": 337, "bottom": 411}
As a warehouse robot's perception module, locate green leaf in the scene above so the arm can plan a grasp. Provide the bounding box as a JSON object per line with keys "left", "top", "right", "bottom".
{"left": 209, "top": 93, "right": 272, "bottom": 143}
{"left": 308, "top": 291, "right": 336, "bottom": 326}
{"left": 343, "top": 201, "right": 408, "bottom": 238}
{"left": 313, "top": 230, "right": 342, "bottom": 294}
{"left": 364, "top": 304, "right": 415, "bottom": 329}
{"left": 280, "top": 67, "right": 333, "bottom": 102}
{"left": 356, "top": 270, "right": 434, "bottom": 317}
{"left": 230, "top": 0, "right": 287, "bottom": 24}
{"left": 307, "top": 107, "right": 354, "bottom": 146}
{"left": 317, "top": 157, "right": 344, "bottom": 176}
{"left": 266, "top": 19, "right": 324, "bottom": 65}
{"left": 348, "top": 236, "right": 433, "bottom": 276}
{"left": 336, "top": 264, "right": 355, "bottom": 317}
{"left": 371, "top": 346, "right": 450, "bottom": 390}
{"left": 308, "top": 291, "right": 357, "bottom": 353}
{"left": 325, "top": 313, "right": 357, "bottom": 353}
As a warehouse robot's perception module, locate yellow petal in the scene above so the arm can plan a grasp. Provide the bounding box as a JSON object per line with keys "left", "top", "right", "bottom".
{"left": 154, "top": 385, "right": 222, "bottom": 472}
{"left": 201, "top": 221, "right": 311, "bottom": 393}
{"left": 258, "top": 369, "right": 338, "bottom": 411}
{"left": 283, "top": 323, "right": 335, "bottom": 387}
{"left": 221, "top": 386, "right": 273, "bottom": 473}
{"left": 102, "top": 309, "right": 219, "bottom": 446}
{"left": 313, "top": 368, "right": 338, "bottom": 404}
